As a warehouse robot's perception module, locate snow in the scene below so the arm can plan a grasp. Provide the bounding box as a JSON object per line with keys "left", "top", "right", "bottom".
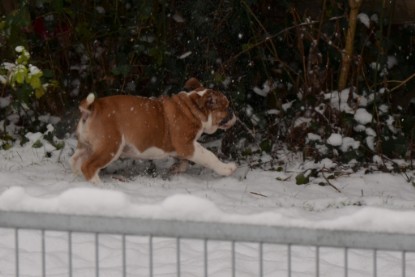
{"left": 386, "top": 116, "right": 398, "bottom": 133}
{"left": 1, "top": 137, "right": 415, "bottom": 230}
{"left": 178, "top": 51, "right": 192, "bottom": 59}
{"left": 354, "top": 108, "right": 373, "bottom": 124}
{"left": 172, "top": 13, "right": 185, "bottom": 23}
{"left": 366, "top": 135, "right": 376, "bottom": 151}
{"left": 0, "top": 96, "right": 11, "bottom": 108}
{"left": 325, "top": 89, "right": 357, "bottom": 113}
{"left": 5, "top": 184, "right": 415, "bottom": 233}
{"left": 253, "top": 86, "right": 268, "bottom": 97}
{"left": 0, "top": 75, "right": 6, "bottom": 85}
{"left": 294, "top": 116, "right": 311, "bottom": 128}
{"left": 282, "top": 100, "right": 295, "bottom": 111}
{"left": 306, "top": 133, "right": 321, "bottom": 142}
{"left": 326, "top": 133, "right": 342, "bottom": 146}
{"left": 366, "top": 127, "right": 376, "bottom": 137}
{"left": 340, "top": 137, "right": 360, "bottom": 152}
{"left": 370, "top": 62, "right": 381, "bottom": 71}
{"left": 28, "top": 64, "right": 41, "bottom": 75}
{"left": 95, "top": 6, "right": 105, "bottom": 14}
{"left": 357, "top": 13, "right": 370, "bottom": 29}
{"left": 1, "top": 137, "right": 415, "bottom": 275}
{"left": 252, "top": 80, "right": 274, "bottom": 97}
{"left": 371, "top": 14, "right": 379, "bottom": 24}
{"left": 15, "top": 46, "right": 24, "bottom": 53}
{"left": 387, "top": 56, "right": 398, "bottom": 69}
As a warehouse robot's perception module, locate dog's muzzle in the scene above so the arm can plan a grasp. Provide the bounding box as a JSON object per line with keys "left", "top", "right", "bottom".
{"left": 219, "top": 107, "right": 236, "bottom": 128}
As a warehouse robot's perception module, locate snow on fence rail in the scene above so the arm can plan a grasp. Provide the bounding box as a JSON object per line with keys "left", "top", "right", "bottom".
{"left": 1, "top": 210, "right": 415, "bottom": 277}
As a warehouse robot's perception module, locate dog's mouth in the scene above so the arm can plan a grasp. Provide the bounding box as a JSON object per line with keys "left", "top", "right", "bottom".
{"left": 219, "top": 107, "right": 236, "bottom": 129}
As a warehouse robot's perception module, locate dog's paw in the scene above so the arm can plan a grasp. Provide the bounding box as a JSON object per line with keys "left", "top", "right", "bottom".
{"left": 169, "top": 159, "right": 189, "bottom": 175}
{"left": 88, "top": 174, "right": 103, "bottom": 185}
{"left": 69, "top": 158, "right": 81, "bottom": 175}
{"left": 217, "top": 162, "right": 237, "bottom": 176}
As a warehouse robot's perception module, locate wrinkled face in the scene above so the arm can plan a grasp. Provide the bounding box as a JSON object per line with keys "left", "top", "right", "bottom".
{"left": 200, "top": 89, "right": 236, "bottom": 133}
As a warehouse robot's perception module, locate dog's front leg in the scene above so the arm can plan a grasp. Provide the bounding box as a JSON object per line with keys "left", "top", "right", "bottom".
{"left": 189, "top": 142, "right": 236, "bottom": 176}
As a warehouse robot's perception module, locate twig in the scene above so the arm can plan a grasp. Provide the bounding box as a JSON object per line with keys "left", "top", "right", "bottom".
{"left": 224, "top": 15, "right": 345, "bottom": 66}
{"left": 236, "top": 117, "right": 257, "bottom": 141}
{"left": 378, "top": 153, "right": 412, "bottom": 182}
{"left": 388, "top": 71, "right": 415, "bottom": 93}
{"left": 321, "top": 171, "right": 342, "bottom": 193}
{"left": 250, "top": 191, "right": 268, "bottom": 198}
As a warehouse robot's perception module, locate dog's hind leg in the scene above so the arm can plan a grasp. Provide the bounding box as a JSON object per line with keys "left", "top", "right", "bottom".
{"left": 69, "top": 142, "right": 90, "bottom": 175}
{"left": 80, "top": 136, "right": 124, "bottom": 184}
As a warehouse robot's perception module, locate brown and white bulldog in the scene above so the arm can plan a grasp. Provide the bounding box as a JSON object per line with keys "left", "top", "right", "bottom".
{"left": 69, "top": 78, "right": 237, "bottom": 184}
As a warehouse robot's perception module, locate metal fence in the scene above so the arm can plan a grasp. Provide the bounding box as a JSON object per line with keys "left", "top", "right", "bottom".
{"left": 1, "top": 210, "right": 415, "bottom": 277}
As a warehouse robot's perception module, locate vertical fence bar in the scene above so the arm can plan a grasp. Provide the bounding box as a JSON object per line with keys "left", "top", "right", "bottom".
{"left": 344, "top": 247, "right": 348, "bottom": 277}
{"left": 231, "top": 241, "right": 236, "bottom": 277}
{"left": 287, "top": 244, "right": 291, "bottom": 277}
{"left": 316, "top": 246, "right": 320, "bottom": 277}
{"left": 15, "top": 228, "right": 19, "bottom": 277}
{"left": 149, "top": 235, "right": 153, "bottom": 277}
{"left": 68, "top": 231, "right": 72, "bottom": 277}
{"left": 402, "top": 251, "right": 406, "bottom": 277}
{"left": 204, "top": 239, "right": 208, "bottom": 277}
{"left": 373, "top": 249, "right": 377, "bottom": 277}
{"left": 122, "top": 235, "right": 126, "bottom": 277}
{"left": 95, "top": 233, "right": 99, "bottom": 277}
{"left": 41, "top": 230, "right": 46, "bottom": 277}
{"left": 176, "top": 237, "right": 181, "bottom": 277}
{"left": 259, "top": 242, "right": 263, "bottom": 277}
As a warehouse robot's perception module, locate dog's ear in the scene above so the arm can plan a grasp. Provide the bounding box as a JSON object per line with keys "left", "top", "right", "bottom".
{"left": 184, "top": 77, "right": 202, "bottom": 91}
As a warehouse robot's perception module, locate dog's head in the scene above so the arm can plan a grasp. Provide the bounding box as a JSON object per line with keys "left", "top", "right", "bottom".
{"left": 185, "top": 78, "right": 236, "bottom": 134}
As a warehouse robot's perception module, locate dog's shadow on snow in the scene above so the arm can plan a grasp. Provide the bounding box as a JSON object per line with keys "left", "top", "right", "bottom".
{"left": 102, "top": 158, "right": 210, "bottom": 183}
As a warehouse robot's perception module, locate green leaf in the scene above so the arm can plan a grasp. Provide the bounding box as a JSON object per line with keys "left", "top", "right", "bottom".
{"left": 35, "top": 87, "right": 45, "bottom": 99}
{"left": 29, "top": 75, "right": 42, "bottom": 89}
{"left": 242, "top": 43, "right": 252, "bottom": 51}
{"left": 260, "top": 139, "right": 272, "bottom": 153}
{"left": 32, "top": 140, "right": 43, "bottom": 148}
{"left": 14, "top": 67, "right": 27, "bottom": 84}
{"left": 54, "top": 141, "right": 65, "bottom": 150}
{"left": 16, "top": 49, "right": 30, "bottom": 65}
{"left": 111, "top": 64, "right": 131, "bottom": 77}
{"left": 42, "top": 69, "right": 54, "bottom": 78}
{"left": 295, "top": 173, "right": 309, "bottom": 185}
{"left": 2, "top": 143, "right": 13, "bottom": 150}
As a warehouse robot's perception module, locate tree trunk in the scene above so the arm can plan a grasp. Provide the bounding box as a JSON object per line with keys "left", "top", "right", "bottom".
{"left": 338, "top": 0, "right": 362, "bottom": 91}
{"left": 1, "top": 0, "right": 17, "bottom": 15}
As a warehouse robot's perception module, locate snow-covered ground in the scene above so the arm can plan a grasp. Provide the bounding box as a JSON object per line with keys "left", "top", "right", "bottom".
{"left": 1, "top": 136, "right": 415, "bottom": 276}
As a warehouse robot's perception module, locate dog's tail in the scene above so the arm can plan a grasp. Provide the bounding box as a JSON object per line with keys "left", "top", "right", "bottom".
{"left": 79, "top": 93, "right": 95, "bottom": 121}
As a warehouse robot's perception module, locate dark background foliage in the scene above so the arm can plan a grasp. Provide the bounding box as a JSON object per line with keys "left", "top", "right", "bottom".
{"left": 1, "top": 0, "right": 415, "bottom": 169}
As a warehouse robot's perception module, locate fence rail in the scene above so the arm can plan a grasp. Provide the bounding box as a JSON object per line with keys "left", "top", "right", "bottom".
{"left": 1, "top": 210, "right": 415, "bottom": 276}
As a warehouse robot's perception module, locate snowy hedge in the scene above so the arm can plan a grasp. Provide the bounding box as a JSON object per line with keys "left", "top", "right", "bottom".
{"left": 1, "top": 1, "right": 415, "bottom": 170}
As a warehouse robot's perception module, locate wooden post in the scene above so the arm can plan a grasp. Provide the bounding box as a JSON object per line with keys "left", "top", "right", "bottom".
{"left": 338, "top": 0, "right": 363, "bottom": 91}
